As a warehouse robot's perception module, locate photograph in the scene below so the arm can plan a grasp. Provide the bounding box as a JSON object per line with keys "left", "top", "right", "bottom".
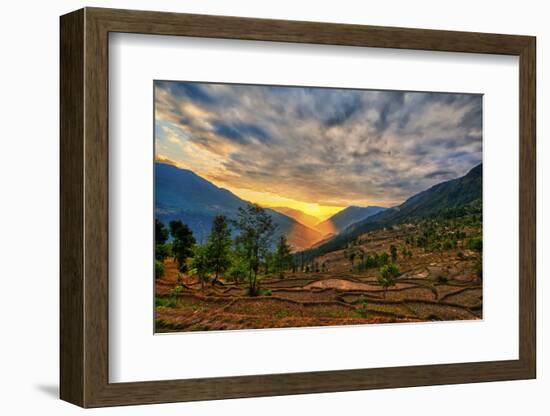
{"left": 153, "top": 80, "right": 483, "bottom": 332}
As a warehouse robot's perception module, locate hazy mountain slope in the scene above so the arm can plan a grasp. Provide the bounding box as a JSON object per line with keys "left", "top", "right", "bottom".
{"left": 307, "top": 164, "right": 482, "bottom": 255}
{"left": 270, "top": 206, "right": 321, "bottom": 229}
{"left": 316, "top": 206, "right": 387, "bottom": 235}
{"left": 269, "top": 212, "right": 323, "bottom": 250}
{"left": 155, "top": 163, "right": 323, "bottom": 249}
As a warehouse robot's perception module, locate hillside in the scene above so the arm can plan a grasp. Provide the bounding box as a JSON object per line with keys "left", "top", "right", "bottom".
{"left": 307, "top": 164, "right": 482, "bottom": 255}
{"left": 316, "top": 205, "right": 387, "bottom": 235}
{"left": 269, "top": 206, "right": 321, "bottom": 229}
{"left": 155, "top": 162, "right": 323, "bottom": 249}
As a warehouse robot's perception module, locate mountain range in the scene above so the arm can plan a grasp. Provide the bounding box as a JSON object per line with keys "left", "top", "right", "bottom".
{"left": 269, "top": 206, "right": 321, "bottom": 229}
{"left": 315, "top": 205, "right": 387, "bottom": 235}
{"left": 155, "top": 162, "right": 481, "bottom": 253}
{"left": 155, "top": 163, "right": 323, "bottom": 250}
{"left": 306, "top": 163, "right": 482, "bottom": 256}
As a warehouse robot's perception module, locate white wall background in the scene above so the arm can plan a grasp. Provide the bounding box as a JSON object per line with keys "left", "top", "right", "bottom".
{"left": 0, "top": 0, "right": 545, "bottom": 414}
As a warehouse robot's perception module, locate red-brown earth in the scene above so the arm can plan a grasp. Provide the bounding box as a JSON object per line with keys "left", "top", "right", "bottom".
{"left": 155, "top": 224, "right": 482, "bottom": 332}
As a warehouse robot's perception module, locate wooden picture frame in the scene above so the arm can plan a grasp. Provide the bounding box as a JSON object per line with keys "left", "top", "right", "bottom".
{"left": 60, "top": 7, "right": 536, "bottom": 408}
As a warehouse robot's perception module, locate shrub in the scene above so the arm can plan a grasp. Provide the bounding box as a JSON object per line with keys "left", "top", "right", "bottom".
{"left": 275, "top": 309, "right": 290, "bottom": 318}
{"left": 169, "top": 284, "right": 184, "bottom": 298}
{"left": 246, "top": 285, "right": 261, "bottom": 297}
{"left": 390, "top": 245, "right": 398, "bottom": 262}
{"left": 428, "top": 241, "right": 442, "bottom": 252}
{"left": 155, "top": 243, "right": 170, "bottom": 261}
{"left": 416, "top": 235, "right": 427, "bottom": 247}
{"left": 155, "top": 297, "right": 176, "bottom": 308}
{"left": 436, "top": 275, "right": 449, "bottom": 284}
{"left": 378, "top": 263, "right": 399, "bottom": 298}
{"left": 475, "top": 259, "right": 483, "bottom": 280}
{"left": 155, "top": 260, "right": 165, "bottom": 279}
{"left": 468, "top": 237, "right": 483, "bottom": 252}
{"left": 356, "top": 298, "right": 369, "bottom": 318}
{"left": 380, "top": 263, "right": 400, "bottom": 279}
{"left": 364, "top": 255, "right": 377, "bottom": 269}
{"left": 379, "top": 252, "right": 390, "bottom": 266}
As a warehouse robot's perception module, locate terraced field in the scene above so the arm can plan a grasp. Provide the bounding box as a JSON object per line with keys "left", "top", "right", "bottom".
{"left": 155, "top": 225, "right": 482, "bottom": 332}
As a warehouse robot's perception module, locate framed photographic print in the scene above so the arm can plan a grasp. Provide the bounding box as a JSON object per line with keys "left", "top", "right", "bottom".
{"left": 60, "top": 7, "right": 536, "bottom": 408}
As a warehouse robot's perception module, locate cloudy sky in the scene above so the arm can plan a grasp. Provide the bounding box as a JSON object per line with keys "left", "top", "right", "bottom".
{"left": 154, "top": 81, "right": 482, "bottom": 220}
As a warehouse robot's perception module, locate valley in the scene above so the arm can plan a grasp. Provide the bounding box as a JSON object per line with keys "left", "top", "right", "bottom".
{"left": 155, "top": 217, "right": 482, "bottom": 332}
{"left": 154, "top": 162, "right": 482, "bottom": 332}
{"left": 152, "top": 81, "right": 484, "bottom": 333}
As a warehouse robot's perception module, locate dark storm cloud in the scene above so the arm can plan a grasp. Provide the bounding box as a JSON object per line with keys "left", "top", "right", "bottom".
{"left": 212, "top": 120, "right": 272, "bottom": 144}
{"left": 161, "top": 81, "right": 217, "bottom": 105}
{"left": 154, "top": 81, "right": 482, "bottom": 207}
{"left": 424, "top": 170, "right": 456, "bottom": 179}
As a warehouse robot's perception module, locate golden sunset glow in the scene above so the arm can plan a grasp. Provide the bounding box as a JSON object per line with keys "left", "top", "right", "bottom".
{"left": 154, "top": 155, "right": 344, "bottom": 221}
{"left": 217, "top": 185, "right": 345, "bottom": 222}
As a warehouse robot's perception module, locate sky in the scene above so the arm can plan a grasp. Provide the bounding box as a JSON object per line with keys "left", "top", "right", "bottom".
{"left": 154, "top": 81, "right": 482, "bottom": 220}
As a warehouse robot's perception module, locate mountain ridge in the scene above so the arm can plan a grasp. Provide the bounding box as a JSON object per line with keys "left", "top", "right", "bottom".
{"left": 305, "top": 163, "right": 482, "bottom": 256}
{"left": 269, "top": 206, "right": 321, "bottom": 229}
{"left": 315, "top": 205, "right": 387, "bottom": 236}
{"left": 155, "top": 162, "right": 323, "bottom": 250}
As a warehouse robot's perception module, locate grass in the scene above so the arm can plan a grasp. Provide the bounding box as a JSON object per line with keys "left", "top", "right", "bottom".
{"left": 155, "top": 295, "right": 211, "bottom": 314}
{"left": 275, "top": 309, "right": 291, "bottom": 318}
{"left": 356, "top": 298, "right": 369, "bottom": 318}
{"left": 155, "top": 297, "right": 177, "bottom": 308}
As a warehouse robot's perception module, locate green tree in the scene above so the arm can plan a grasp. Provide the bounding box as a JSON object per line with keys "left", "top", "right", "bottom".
{"left": 378, "top": 263, "right": 400, "bottom": 298}
{"left": 155, "top": 259, "right": 165, "bottom": 279}
{"left": 205, "top": 215, "right": 232, "bottom": 283}
{"left": 155, "top": 219, "right": 169, "bottom": 244}
{"left": 468, "top": 237, "right": 483, "bottom": 252}
{"left": 475, "top": 258, "right": 483, "bottom": 281}
{"left": 261, "top": 249, "right": 273, "bottom": 275}
{"left": 390, "top": 244, "right": 398, "bottom": 262}
{"left": 349, "top": 252, "right": 356, "bottom": 269}
{"left": 274, "top": 235, "right": 293, "bottom": 278}
{"left": 379, "top": 252, "right": 389, "bottom": 266}
{"left": 155, "top": 219, "right": 170, "bottom": 262}
{"left": 234, "top": 204, "right": 277, "bottom": 296}
{"left": 169, "top": 220, "right": 196, "bottom": 271}
{"left": 189, "top": 244, "right": 209, "bottom": 290}
{"left": 228, "top": 250, "right": 248, "bottom": 285}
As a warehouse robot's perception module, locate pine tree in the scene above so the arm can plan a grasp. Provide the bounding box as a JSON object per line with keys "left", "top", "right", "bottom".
{"left": 169, "top": 220, "right": 196, "bottom": 271}
{"left": 205, "top": 215, "right": 232, "bottom": 283}
{"left": 274, "top": 235, "right": 293, "bottom": 278}
{"left": 390, "top": 244, "right": 398, "bottom": 262}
